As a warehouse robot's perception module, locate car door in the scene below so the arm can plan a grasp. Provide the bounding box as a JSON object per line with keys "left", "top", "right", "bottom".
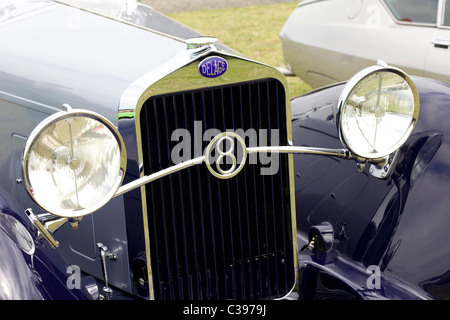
{"left": 425, "top": 0, "right": 450, "bottom": 83}
{"left": 381, "top": 0, "right": 440, "bottom": 78}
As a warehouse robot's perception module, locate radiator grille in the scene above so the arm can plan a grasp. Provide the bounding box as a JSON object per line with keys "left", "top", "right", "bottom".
{"left": 139, "top": 78, "right": 295, "bottom": 300}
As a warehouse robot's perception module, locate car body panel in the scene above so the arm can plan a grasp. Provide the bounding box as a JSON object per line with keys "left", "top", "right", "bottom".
{"left": 280, "top": 0, "right": 450, "bottom": 88}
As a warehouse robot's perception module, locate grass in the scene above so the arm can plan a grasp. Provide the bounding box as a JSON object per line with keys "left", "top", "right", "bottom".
{"left": 169, "top": 2, "right": 312, "bottom": 98}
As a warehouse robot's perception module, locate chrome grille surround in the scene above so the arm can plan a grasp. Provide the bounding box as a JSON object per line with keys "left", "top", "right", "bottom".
{"left": 119, "top": 49, "right": 298, "bottom": 299}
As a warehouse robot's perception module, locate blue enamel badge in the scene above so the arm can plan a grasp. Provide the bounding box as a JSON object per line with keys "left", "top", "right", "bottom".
{"left": 199, "top": 56, "right": 228, "bottom": 78}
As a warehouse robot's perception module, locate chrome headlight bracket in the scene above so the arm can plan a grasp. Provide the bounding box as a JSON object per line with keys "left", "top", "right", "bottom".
{"left": 368, "top": 149, "right": 400, "bottom": 179}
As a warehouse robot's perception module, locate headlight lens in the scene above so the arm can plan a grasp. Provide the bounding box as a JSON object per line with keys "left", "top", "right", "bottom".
{"left": 337, "top": 65, "right": 419, "bottom": 159}
{"left": 23, "top": 109, "right": 126, "bottom": 217}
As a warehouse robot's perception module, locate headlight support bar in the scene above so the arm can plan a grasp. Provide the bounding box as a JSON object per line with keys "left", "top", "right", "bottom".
{"left": 113, "top": 138, "right": 386, "bottom": 199}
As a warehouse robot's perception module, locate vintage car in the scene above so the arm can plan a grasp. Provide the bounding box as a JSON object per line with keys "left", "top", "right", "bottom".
{"left": 0, "top": 0, "right": 448, "bottom": 302}
{"left": 280, "top": 0, "right": 450, "bottom": 88}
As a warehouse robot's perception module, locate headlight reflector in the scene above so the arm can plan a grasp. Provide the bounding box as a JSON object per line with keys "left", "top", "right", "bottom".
{"left": 337, "top": 65, "right": 419, "bottom": 159}
{"left": 22, "top": 109, "right": 126, "bottom": 217}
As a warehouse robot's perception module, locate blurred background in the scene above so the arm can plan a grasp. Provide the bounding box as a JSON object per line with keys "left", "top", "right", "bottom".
{"left": 140, "top": 0, "right": 297, "bottom": 13}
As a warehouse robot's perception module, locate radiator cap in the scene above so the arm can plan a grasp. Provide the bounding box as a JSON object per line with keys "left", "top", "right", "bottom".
{"left": 186, "top": 36, "right": 218, "bottom": 54}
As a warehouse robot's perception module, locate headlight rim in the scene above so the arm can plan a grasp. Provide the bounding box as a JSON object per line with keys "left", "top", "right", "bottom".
{"left": 335, "top": 64, "right": 420, "bottom": 159}
{"left": 22, "top": 108, "right": 127, "bottom": 218}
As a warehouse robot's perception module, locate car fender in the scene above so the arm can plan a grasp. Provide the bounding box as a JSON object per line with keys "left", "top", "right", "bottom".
{"left": 291, "top": 77, "right": 450, "bottom": 299}
{"left": 0, "top": 219, "right": 43, "bottom": 299}
{"left": 0, "top": 185, "right": 92, "bottom": 300}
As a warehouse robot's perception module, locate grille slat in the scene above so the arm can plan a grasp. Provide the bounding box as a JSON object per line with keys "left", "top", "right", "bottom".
{"left": 140, "top": 79, "right": 294, "bottom": 300}
{"left": 171, "top": 95, "right": 191, "bottom": 299}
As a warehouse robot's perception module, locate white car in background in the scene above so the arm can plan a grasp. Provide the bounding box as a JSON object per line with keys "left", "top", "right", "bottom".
{"left": 280, "top": 0, "right": 450, "bottom": 88}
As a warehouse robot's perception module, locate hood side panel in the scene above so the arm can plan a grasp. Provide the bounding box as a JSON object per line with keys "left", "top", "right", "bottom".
{"left": 0, "top": 2, "right": 185, "bottom": 122}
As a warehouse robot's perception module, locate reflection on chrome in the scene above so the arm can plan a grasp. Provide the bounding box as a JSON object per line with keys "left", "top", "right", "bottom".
{"left": 337, "top": 64, "right": 419, "bottom": 159}
{"left": 22, "top": 109, "right": 127, "bottom": 218}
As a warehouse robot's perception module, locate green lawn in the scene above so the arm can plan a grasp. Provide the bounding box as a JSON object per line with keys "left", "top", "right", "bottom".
{"left": 169, "top": 2, "right": 312, "bottom": 98}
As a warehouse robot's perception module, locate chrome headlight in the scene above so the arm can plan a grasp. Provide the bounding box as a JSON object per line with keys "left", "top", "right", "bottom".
{"left": 22, "top": 108, "right": 126, "bottom": 218}
{"left": 336, "top": 64, "right": 420, "bottom": 159}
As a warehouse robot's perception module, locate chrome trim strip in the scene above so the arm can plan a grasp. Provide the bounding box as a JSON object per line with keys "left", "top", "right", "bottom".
{"left": 247, "top": 146, "right": 353, "bottom": 158}
{"left": 437, "top": 0, "right": 445, "bottom": 27}
{"left": 438, "top": 0, "right": 450, "bottom": 29}
{"left": 118, "top": 49, "right": 195, "bottom": 114}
